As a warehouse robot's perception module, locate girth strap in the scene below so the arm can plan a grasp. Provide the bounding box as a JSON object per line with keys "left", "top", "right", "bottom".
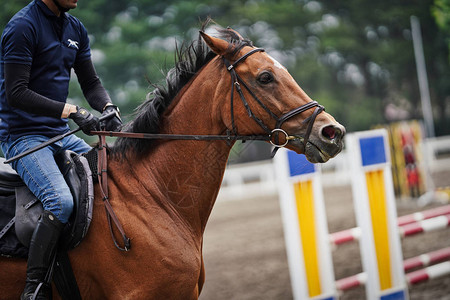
{"left": 97, "top": 135, "right": 131, "bottom": 251}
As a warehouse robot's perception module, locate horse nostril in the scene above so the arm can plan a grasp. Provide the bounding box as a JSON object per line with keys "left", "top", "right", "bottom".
{"left": 322, "top": 125, "right": 336, "bottom": 140}
{"left": 321, "top": 125, "right": 344, "bottom": 142}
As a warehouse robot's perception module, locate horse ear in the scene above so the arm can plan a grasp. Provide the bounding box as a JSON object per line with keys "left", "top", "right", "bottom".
{"left": 200, "top": 31, "right": 230, "bottom": 56}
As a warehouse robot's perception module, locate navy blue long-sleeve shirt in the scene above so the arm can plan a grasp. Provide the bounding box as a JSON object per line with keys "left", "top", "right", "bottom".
{"left": 0, "top": 0, "right": 110, "bottom": 141}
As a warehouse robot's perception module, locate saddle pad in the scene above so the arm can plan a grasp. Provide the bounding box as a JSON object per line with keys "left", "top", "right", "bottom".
{"left": 15, "top": 187, "right": 42, "bottom": 247}
{"left": 0, "top": 193, "right": 28, "bottom": 258}
{"left": 59, "top": 152, "right": 94, "bottom": 250}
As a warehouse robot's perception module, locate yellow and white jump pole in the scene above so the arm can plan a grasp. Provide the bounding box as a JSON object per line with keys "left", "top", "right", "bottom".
{"left": 346, "top": 129, "right": 409, "bottom": 300}
{"left": 275, "top": 149, "right": 337, "bottom": 300}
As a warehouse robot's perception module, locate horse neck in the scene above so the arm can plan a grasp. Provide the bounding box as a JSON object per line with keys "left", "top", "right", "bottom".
{"left": 122, "top": 59, "right": 232, "bottom": 235}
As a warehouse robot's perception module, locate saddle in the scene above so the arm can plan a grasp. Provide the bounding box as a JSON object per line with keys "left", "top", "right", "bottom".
{"left": 0, "top": 150, "right": 94, "bottom": 258}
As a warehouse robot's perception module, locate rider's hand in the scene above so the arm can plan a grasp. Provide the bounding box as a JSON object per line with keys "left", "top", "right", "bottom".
{"left": 69, "top": 106, "right": 99, "bottom": 135}
{"left": 100, "top": 104, "right": 122, "bottom": 132}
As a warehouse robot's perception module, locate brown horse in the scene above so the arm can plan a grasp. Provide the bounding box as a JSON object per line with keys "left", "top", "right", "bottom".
{"left": 0, "top": 24, "right": 345, "bottom": 299}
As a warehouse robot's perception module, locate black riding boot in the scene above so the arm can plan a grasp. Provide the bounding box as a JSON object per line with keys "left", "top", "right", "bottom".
{"left": 21, "top": 211, "right": 64, "bottom": 300}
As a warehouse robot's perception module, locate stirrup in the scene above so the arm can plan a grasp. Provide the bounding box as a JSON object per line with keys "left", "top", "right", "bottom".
{"left": 31, "top": 282, "right": 44, "bottom": 300}
{"left": 21, "top": 281, "right": 49, "bottom": 300}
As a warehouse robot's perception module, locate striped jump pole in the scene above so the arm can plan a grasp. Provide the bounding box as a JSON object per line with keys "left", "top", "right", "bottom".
{"left": 274, "top": 149, "right": 337, "bottom": 300}
{"left": 330, "top": 212, "right": 450, "bottom": 246}
{"left": 403, "top": 246, "right": 450, "bottom": 272}
{"left": 330, "top": 204, "right": 450, "bottom": 246}
{"left": 397, "top": 204, "right": 450, "bottom": 226}
{"left": 405, "top": 261, "right": 450, "bottom": 285}
{"left": 346, "top": 129, "right": 409, "bottom": 300}
{"left": 336, "top": 262, "right": 450, "bottom": 292}
{"left": 399, "top": 213, "right": 450, "bottom": 237}
{"left": 336, "top": 247, "right": 450, "bottom": 291}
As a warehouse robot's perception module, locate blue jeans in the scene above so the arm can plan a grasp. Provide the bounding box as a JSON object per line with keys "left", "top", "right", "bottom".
{"left": 1, "top": 134, "right": 91, "bottom": 223}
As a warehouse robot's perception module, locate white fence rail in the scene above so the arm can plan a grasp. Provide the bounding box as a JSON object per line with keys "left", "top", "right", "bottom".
{"left": 217, "top": 136, "right": 450, "bottom": 201}
{"left": 422, "top": 136, "right": 450, "bottom": 172}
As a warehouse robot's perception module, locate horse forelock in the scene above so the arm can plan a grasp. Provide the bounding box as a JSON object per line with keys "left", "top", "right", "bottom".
{"left": 217, "top": 27, "right": 253, "bottom": 56}
{"left": 111, "top": 20, "right": 254, "bottom": 158}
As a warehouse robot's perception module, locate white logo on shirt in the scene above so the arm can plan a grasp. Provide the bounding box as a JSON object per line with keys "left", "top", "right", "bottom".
{"left": 67, "top": 39, "right": 79, "bottom": 49}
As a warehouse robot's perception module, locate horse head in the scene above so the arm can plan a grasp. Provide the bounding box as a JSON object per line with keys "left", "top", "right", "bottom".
{"left": 200, "top": 29, "right": 345, "bottom": 163}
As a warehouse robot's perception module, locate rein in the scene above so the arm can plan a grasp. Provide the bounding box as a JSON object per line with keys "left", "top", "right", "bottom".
{"left": 91, "top": 131, "right": 271, "bottom": 144}
{"left": 97, "top": 135, "right": 131, "bottom": 251}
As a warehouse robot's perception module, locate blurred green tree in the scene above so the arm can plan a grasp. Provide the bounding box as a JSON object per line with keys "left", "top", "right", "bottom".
{"left": 433, "top": 0, "right": 450, "bottom": 59}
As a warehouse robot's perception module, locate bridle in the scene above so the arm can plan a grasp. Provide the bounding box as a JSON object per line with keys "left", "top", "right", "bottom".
{"left": 223, "top": 47, "right": 324, "bottom": 149}
{"left": 92, "top": 47, "right": 324, "bottom": 153}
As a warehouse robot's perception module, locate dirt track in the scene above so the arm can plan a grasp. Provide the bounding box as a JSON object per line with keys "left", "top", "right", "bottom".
{"left": 199, "top": 171, "right": 450, "bottom": 300}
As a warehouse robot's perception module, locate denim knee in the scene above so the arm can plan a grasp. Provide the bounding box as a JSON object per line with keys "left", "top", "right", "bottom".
{"left": 42, "top": 189, "right": 74, "bottom": 224}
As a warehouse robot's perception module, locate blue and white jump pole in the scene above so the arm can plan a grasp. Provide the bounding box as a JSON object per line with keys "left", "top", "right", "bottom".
{"left": 275, "top": 149, "right": 337, "bottom": 300}
{"left": 346, "top": 128, "right": 409, "bottom": 300}
{"left": 275, "top": 128, "right": 411, "bottom": 299}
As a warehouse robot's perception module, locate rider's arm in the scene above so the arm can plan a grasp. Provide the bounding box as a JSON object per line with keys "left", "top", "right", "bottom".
{"left": 4, "top": 63, "right": 66, "bottom": 118}
{"left": 4, "top": 60, "right": 113, "bottom": 119}
{"left": 73, "top": 58, "right": 112, "bottom": 113}
{"left": 74, "top": 59, "right": 122, "bottom": 132}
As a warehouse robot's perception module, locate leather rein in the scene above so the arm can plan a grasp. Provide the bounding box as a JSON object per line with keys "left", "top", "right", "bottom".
{"left": 92, "top": 47, "right": 324, "bottom": 152}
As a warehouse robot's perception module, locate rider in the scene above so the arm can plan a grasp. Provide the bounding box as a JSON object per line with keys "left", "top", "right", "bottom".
{"left": 0, "top": 0, "right": 121, "bottom": 299}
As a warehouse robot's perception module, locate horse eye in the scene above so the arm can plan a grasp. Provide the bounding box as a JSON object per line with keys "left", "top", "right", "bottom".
{"left": 257, "top": 72, "right": 273, "bottom": 84}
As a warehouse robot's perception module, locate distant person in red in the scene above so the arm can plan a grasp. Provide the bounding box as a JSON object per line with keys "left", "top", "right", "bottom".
{"left": 403, "top": 144, "right": 420, "bottom": 197}
{"left": 406, "top": 164, "right": 420, "bottom": 197}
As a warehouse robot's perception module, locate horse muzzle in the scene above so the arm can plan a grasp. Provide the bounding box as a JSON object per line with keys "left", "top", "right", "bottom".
{"left": 287, "top": 123, "right": 346, "bottom": 163}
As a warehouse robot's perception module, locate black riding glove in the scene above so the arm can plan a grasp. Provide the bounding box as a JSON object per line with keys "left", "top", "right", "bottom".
{"left": 69, "top": 106, "right": 99, "bottom": 135}
{"left": 100, "top": 104, "right": 122, "bottom": 131}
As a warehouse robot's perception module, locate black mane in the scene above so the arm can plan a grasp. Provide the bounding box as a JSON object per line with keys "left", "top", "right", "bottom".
{"left": 111, "top": 20, "right": 253, "bottom": 158}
